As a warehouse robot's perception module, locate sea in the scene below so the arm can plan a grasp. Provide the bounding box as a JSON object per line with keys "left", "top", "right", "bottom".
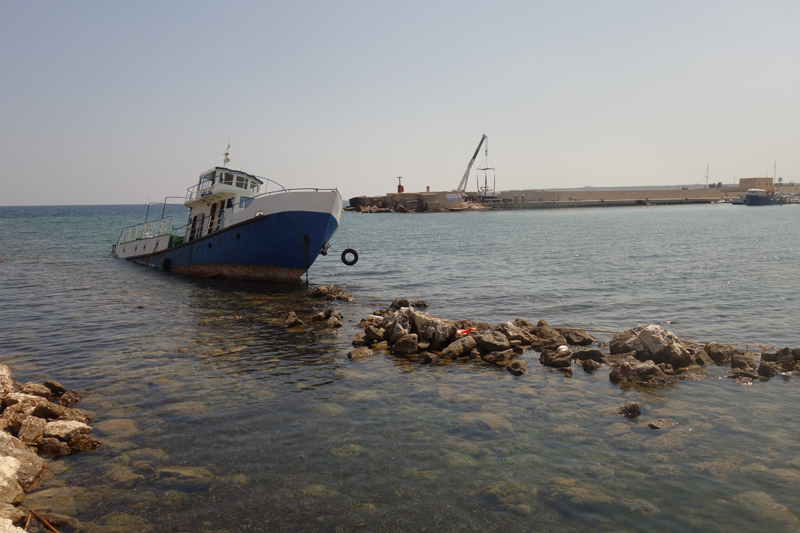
{"left": 0, "top": 202, "right": 799, "bottom": 532}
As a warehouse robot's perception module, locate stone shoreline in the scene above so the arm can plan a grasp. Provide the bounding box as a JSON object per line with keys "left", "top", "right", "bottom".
{"left": 345, "top": 298, "right": 799, "bottom": 386}
{"left": 0, "top": 364, "right": 97, "bottom": 531}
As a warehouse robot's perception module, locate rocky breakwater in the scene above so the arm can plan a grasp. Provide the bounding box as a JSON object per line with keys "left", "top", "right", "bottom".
{"left": 348, "top": 299, "right": 597, "bottom": 377}
{"left": 0, "top": 364, "right": 97, "bottom": 530}
{"left": 347, "top": 299, "right": 800, "bottom": 388}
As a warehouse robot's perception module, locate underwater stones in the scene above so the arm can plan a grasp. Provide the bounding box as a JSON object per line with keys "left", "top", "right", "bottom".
{"left": 442, "top": 336, "right": 477, "bottom": 359}
{"left": 539, "top": 346, "right": 572, "bottom": 368}
{"left": 704, "top": 342, "right": 735, "bottom": 364}
{"left": 454, "top": 412, "right": 513, "bottom": 434}
{"left": 733, "top": 491, "right": 800, "bottom": 527}
{"left": 390, "top": 334, "right": 419, "bottom": 355}
{"left": 68, "top": 434, "right": 100, "bottom": 453}
{"left": 618, "top": 402, "right": 641, "bottom": 419}
{"left": 371, "top": 341, "right": 390, "bottom": 351}
{"left": 582, "top": 359, "right": 602, "bottom": 372}
{"left": 541, "top": 477, "right": 614, "bottom": 509}
{"left": 647, "top": 418, "right": 678, "bottom": 430}
{"left": 507, "top": 361, "right": 528, "bottom": 376}
{"left": 283, "top": 311, "right": 303, "bottom": 328}
{"left": 347, "top": 347, "right": 374, "bottom": 361}
{"left": 39, "top": 438, "right": 70, "bottom": 458}
{"left": 412, "top": 313, "right": 456, "bottom": 345}
{"left": 58, "top": 390, "right": 84, "bottom": 408}
{"left": 609, "top": 360, "right": 675, "bottom": 386}
{"left": 681, "top": 367, "right": 706, "bottom": 380}
{"left": 307, "top": 285, "right": 346, "bottom": 299}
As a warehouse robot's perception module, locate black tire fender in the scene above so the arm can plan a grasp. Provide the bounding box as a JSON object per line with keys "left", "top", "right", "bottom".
{"left": 163, "top": 257, "right": 172, "bottom": 271}
{"left": 341, "top": 248, "right": 358, "bottom": 266}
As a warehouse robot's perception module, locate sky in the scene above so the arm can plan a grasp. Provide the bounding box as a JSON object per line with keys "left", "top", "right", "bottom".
{"left": 1, "top": 1, "right": 798, "bottom": 206}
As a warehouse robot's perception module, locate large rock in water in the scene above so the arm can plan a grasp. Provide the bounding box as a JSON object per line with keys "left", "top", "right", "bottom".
{"left": 558, "top": 328, "right": 596, "bottom": 346}
{"left": 540, "top": 346, "right": 573, "bottom": 368}
{"left": 382, "top": 307, "right": 415, "bottom": 343}
{"left": 411, "top": 313, "right": 456, "bottom": 345}
{"left": 609, "top": 360, "right": 675, "bottom": 385}
{"left": 477, "top": 332, "right": 511, "bottom": 352}
{"left": 442, "top": 336, "right": 477, "bottom": 359}
{"left": 391, "top": 334, "right": 419, "bottom": 355}
{"left": 704, "top": 342, "right": 735, "bottom": 364}
{"left": 610, "top": 325, "right": 692, "bottom": 369}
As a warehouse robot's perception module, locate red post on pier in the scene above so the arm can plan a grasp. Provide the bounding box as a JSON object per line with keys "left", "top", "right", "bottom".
{"left": 397, "top": 177, "right": 404, "bottom": 193}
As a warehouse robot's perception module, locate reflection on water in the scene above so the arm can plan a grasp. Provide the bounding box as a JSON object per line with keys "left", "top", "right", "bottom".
{"left": 3, "top": 204, "right": 800, "bottom": 531}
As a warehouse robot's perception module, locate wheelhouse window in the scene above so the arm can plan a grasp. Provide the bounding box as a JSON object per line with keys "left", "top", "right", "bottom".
{"left": 224, "top": 173, "right": 234, "bottom": 185}
{"left": 250, "top": 183, "right": 260, "bottom": 193}
{"left": 236, "top": 176, "right": 247, "bottom": 189}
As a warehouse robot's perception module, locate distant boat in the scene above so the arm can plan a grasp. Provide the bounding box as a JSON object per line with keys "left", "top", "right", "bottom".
{"left": 111, "top": 160, "right": 342, "bottom": 282}
{"left": 744, "top": 188, "right": 786, "bottom": 206}
{"left": 731, "top": 195, "right": 747, "bottom": 205}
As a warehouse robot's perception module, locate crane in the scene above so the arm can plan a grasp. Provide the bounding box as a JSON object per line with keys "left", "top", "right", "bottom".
{"left": 456, "top": 134, "right": 487, "bottom": 193}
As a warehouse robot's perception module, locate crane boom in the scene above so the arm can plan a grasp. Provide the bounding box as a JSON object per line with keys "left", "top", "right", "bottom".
{"left": 457, "top": 134, "right": 487, "bottom": 192}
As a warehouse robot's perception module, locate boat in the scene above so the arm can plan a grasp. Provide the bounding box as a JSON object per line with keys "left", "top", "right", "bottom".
{"left": 111, "top": 153, "right": 343, "bottom": 282}
{"left": 744, "top": 188, "right": 786, "bottom": 206}
{"left": 731, "top": 195, "right": 747, "bottom": 205}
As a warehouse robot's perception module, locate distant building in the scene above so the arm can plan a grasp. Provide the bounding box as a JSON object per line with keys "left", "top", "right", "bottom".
{"left": 739, "top": 177, "right": 773, "bottom": 191}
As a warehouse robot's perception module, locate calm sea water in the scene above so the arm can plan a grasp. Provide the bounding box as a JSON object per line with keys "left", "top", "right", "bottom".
{"left": 1, "top": 203, "right": 799, "bottom": 532}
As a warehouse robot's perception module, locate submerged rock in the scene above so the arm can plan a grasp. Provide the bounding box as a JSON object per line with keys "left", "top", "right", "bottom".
{"left": 609, "top": 360, "right": 675, "bottom": 386}
{"left": 284, "top": 312, "right": 303, "bottom": 328}
{"left": 507, "top": 361, "right": 528, "bottom": 375}
{"left": 618, "top": 403, "right": 641, "bottom": 419}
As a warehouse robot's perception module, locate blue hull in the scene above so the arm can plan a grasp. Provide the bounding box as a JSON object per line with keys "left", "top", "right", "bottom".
{"left": 744, "top": 196, "right": 786, "bottom": 206}
{"left": 132, "top": 210, "right": 339, "bottom": 282}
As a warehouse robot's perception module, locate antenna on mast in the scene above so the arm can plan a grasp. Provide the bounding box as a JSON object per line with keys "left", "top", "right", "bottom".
{"left": 705, "top": 164, "right": 709, "bottom": 188}
{"left": 216, "top": 141, "right": 234, "bottom": 167}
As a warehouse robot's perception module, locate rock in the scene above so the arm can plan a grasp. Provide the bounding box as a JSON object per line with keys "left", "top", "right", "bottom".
{"left": 692, "top": 349, "right": 713, "bottom": 365}
{"left": 69, "top": 434, "right": 101, "bottom": 453}
{"left": 609, "top": 324, "right": 647, "bottom": 354}
{"left": 496, "top": 322, "right": 535, "bottom": 345}
{"left": 43, "top": 420, "right": 92, "bottom": 442}
{"left": 1, "top": 404, "right": 39, "bottom": 435}
{"left": 761, "top": 349, "right": 795, "bottom": 370}
{"left": 618, "top": 403, "right": 641, "bottom": 419}
{"left": 17, "top": 417, "right": 46, "bottom": 444}
{"left": 391, "top": 334, "right": 419, "bottom": 355}
{"left": 351, "top": 333, "right": 368, "bottom": 347}
{"left": 20, "top": 383, "right": 51, "bottom": 399}
{"left": 383, "top": 307, "right": 414, "bottom": 343}
{"left": 326, "top": 316, "right": 342, "bottom": 328}
{"left": 347, "top": 347, "right": 374, "bottom": 360}
{"left": 0, "top": 432, "right": 47, "bottom": 489}
{"left": 284, "top": 312, "right": 303, "bottom": 328}
{"left": 58, "top": 390, "right": 84, "bottom": 407}
{"left": 454, "top": 412, "right": 513, "bottom": 434}
{"left": 731, "top": 353, "right": 758, "bottom": 371}
{"left": 477, "top": 331, "right": 511, "bottom": 352}
{"left": 423, "top": 352, "right": 441, "bottom": 364}
{"left": 372, "top": 341, "right": 390, "bottom": 351}
{"left": 558, "top": 328, "right": 596, "bottom": 346}
{"left": 534, "top": 320, "right": 568, "bottom": 345}
{"left": 388, "top": 298, "right": 410, "bottom": 310}
{"left": 0, "top": 366, "right": 15, "bottom": 396}
{"left": 757, "top": 361, "right": 781, "bottom": 378}
{"left": 0, "top": 503, "right": 25, "bottom": 525}
{"left": 0, "top": 457, "right": 24, "bottom": 505}
{"left": 574, "top": 349, "right": 604, "bottom": 362}
{"left": 609, "top": 360, "right": 675, "bottom": 385}
{"left": 442, "top": 336, "right": 477, "bottom": 359}
{"left": 482, "top": 349, "right": 515, "bottom": 364}
{"left": 57, "top": 407, "right": 94, "bottom": 425}
{"left": 540, "top": 346, "right": 573, "bottom": 368}
{"left": 364, "top": 326, "right": 385, "bottom": 342}
{"left": 42, "top": 380, "right": 67, "bottom": 396}
{"left": 582, "top": 359, "right": 601, "bottom": 372}
{"left": 412, "top": 313, "right": 456, "bottom": 345}
{"left": 308, "top": 285, "right": 345, "bottom": 298}
{"left": 313, "top": 307, "right": 342, "bottom": 322}
{"left": 647, "top": 418, "right": 678, "bottom": 430}
{"left": 682, "top": 367, "right": 706, "bottom": 380}
{"left": 469, "top": 347, "right": 486, "bottom": 359}
{"left": 39, "top": 438, "right": 70, "bottom": 458}
{"left": 603, "top": 352, "right": 640, "bottom": 366}
{"left": 705, "top": 342, "right": 735, "bottom": 364}
{"left": 507, "top": 361, "right": 528, "bottom": 375}
{"left": 2, "top": 393, "right": 48, "bottom": 410}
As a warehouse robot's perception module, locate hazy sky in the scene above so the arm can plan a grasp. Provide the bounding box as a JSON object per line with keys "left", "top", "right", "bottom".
{"left": 2, "top": 1, "right": 798, "bottom": 206}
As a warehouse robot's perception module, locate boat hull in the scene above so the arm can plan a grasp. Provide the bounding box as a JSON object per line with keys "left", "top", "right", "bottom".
{"left": 127, "top": 209, "right": 339, "bottom": 282}
{"left": 744, "top": 196, "right": 786, "bottom": 206}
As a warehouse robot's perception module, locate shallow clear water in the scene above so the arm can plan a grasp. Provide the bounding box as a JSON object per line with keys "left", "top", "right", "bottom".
{"left": 1, "top": 203, "right": 799, "bottom": 532}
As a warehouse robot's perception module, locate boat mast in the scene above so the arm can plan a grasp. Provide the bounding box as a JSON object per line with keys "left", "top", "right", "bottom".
{"left": 705, "top": 164, "right": 709, "bottom": 188}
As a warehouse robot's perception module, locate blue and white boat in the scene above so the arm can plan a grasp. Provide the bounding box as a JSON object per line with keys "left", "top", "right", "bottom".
{"left": 744, "top": 188, "right": 786, "bottom": 206}
{"left": 112, "top": 157, "right": 342, "bottom": 282}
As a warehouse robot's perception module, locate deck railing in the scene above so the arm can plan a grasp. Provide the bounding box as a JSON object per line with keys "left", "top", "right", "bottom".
{"left": 117, "top": 216, "right": 175, "bottom": 244}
